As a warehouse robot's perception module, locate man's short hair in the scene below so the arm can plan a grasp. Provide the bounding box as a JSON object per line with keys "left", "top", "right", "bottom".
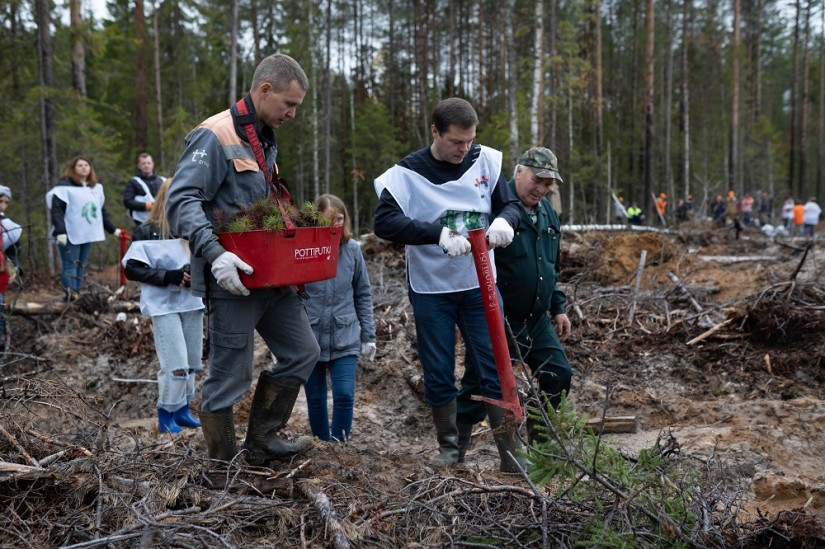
{"left": 251, "top": 53, "right": 309, "bottom": 94}
{"left": 431, "top": 97, "right": 479, "bottom": 134}
{"left": 136, "top": 152, "right": 152, "bottom": 164}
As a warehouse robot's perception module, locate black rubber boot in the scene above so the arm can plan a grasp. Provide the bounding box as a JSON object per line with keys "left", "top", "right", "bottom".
{"left": 457, "top": 421, "right": 474, "bottom": 463}
{"left": 428, "top": 400, "right": 460, "bottom": 467}
{"left": 242, "top": 372, "right": 312, "bottom": 466}
{"left": 199, "top": 407, "right": 238, "bottom": 462}
{"left": 486, "top": 404, "right": 527, "bottom": 474}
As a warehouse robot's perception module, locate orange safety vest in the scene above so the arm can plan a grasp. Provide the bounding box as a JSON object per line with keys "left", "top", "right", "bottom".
{"left": 793, "top": 204, "right": 805, "bottom": 225}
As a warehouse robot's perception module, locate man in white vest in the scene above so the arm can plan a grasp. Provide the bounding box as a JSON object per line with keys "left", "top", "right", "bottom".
{"left": 123, "top": 152, "right": 166, "bottom": 226}
{"left": 374, "top": 97, "right": 523, "bottom": 472}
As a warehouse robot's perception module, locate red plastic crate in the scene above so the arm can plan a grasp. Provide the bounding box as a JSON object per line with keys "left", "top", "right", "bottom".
{"left": 217, "top": 226, "right": 341, "bottom": 289}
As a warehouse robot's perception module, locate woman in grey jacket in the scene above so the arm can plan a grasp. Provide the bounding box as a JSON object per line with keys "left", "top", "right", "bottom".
{"left": 303, "top": 194, "right": 376, "bottom": 442}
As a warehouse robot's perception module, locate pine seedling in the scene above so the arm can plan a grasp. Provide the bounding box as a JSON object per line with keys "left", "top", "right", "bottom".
{"left": 247, "top": 196, "right": 279, "bottom": 228}
{"left": 262, "top": 214, "right": 285, "bottom": 232}
{"left": 211, "top": 208, "right": 230, "bottom": 233}
{"left": 525, "top": 394, "right": 701, "bottom": 546}
{"left": 226, "top": 216, "right": 255, "bottom": 233}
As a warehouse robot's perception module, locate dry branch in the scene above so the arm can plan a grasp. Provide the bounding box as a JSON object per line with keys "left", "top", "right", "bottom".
{"left": 686, "top": 319, "right": 733, "bottom": 346}
{"left": 697, "top": 255, "right": 778, "bottom": 264}
{"left": 0, "top": 424, "right": 39, "bottom": 467}
{"left": 628, "top": 249, "right": 648, "bottom": 323}
{"left": 299, "top": 480, "right": 352, "bottom": 549}
{"left": 667, "top": 271, "right": 703, "bottom": 314}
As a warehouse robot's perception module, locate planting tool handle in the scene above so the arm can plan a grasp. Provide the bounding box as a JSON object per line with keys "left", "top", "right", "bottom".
{"left": 118, "top": 230, "right": 132, "bottom": 289}
{"left": 467, "top": 228, "right": 523, "bottom": 421}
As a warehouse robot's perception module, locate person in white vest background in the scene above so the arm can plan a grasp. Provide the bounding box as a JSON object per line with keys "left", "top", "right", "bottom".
{"left": 123, "top": 152, "right": 166, "bottom": 227}
{"left": 373, "top": 97, "right": 523, "bottom": 472}
{"left": 46, "top": 155, "right": 123, "bottom": 302}
{"left": 803, "top": 197, "right": 822, "bottom": 239}
{"left": 0, "top": 184, "right": 22, "bottom": 351}
{"left": 123, "top": 178, "right": 204, "bottom": 434}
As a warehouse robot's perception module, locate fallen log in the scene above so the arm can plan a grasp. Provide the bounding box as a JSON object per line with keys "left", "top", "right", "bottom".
{"left": 586, "top": 416, "right": 638, "bottom": 434}
{"left": 696, "top": 255, "right": 777, "bottom": 264}
{"left": 561, "top": 223, "right": 672, "bottom": 234}
{"left": 0, "top": 460, "right": 45, "bottom": 478}
{"left": 9, "top": 300, "right": 141, "bottom": 315}
{"left": 9, "top": 301, "right": 141, "bottom": 315}
{"left": 10, "top": 301, "right": 68, "bottom": 315}
{"left": 111, "top": 301, "right": 141, "bottom": 313}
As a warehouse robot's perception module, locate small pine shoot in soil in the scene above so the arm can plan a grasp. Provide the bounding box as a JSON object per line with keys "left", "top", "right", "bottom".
{"left": 527, "top": 394, "right": 700, "bottom": 547}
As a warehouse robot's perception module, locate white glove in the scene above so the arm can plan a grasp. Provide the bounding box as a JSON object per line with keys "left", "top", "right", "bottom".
{"left": 360, "top": 342, "right": 377, "bottom": 361}
{"left": 211, "top": 251, "right": 253, "bottom": 296}
{"left": 486, "top": 217, "right": 514, "bottom": 249}
{"left": 114, "top": 228, "right": 122, "bottom": 238}
{"left": 438, "top": 227, "right": 472, "bottom": 257}
{"left": 56, "top": 234, "right": 68, "bottom": 246}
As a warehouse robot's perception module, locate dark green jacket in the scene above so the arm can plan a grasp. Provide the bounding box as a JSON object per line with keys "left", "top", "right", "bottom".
{"left": 495, "top": 179, "right": 566, "bottom": 324}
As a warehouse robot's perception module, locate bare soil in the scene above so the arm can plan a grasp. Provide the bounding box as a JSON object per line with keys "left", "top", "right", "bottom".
{"left": 2, "top": 222, "right": 824, "bottom": 547}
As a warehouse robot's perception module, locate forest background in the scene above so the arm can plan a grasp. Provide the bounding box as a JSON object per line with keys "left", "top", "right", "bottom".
{"left": 1, "top": 0, "right": 821, "bottom": 276}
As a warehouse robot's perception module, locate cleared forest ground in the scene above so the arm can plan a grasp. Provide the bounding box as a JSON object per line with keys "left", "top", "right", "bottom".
{"left": 1, "top": 221, "right": 824, "bottom": 547}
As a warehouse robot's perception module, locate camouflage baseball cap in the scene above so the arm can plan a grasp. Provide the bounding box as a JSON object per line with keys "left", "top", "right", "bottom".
{"left": 518, "top": 147, "right": 563, "bottom": 182}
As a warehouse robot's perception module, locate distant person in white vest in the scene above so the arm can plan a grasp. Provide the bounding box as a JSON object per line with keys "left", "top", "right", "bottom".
{"left": 123, "top": 152, "right": 166, "bottom": 227}
{"left": 0, "top": 184, "right": 22, "bottom": 352}
{"left": 373, "top": 97, "right": 523, "bottom": 472}
{"left": 47, "top": 155, "right": 123, "bottom": 302}
{"left": 803, "top": 197, "right": 822, "bottom": 239}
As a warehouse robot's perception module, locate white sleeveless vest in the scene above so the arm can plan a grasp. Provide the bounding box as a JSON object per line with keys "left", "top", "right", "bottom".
{"left": 45, "top": 184, "right": 106, "bottom": 244}
{"left": 122, "top": 239, "right": 203, "bottom": 317}
{"left": 130, "top": 176, "right": 165, "bottom": 223}
{"left": 375, "top": 145, "right": 502, "bottom": 294}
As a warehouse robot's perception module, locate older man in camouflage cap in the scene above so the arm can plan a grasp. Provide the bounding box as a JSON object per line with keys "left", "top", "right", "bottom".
{"left": 518, "top": 146, "right": 563, "bottom": 217}
{"left": 457, "top": 146, "right": 574, "bottom": 461}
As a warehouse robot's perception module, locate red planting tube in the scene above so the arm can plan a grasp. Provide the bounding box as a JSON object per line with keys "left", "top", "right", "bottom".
{"left": 118, "top": 230, "right": 132, "bottom": 287}
{"left": 466, "top": 228, "right": 523, "bottom": 420}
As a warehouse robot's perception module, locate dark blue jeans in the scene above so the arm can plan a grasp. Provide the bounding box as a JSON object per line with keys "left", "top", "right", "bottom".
{"left": 409, "top": 288, "right": 502, "bottom": 408}
{"left": 58, "top": 242, "right": 92, "bottom": 292}
{"left": 304, "top": 355, "right": 357, "bottom": 441}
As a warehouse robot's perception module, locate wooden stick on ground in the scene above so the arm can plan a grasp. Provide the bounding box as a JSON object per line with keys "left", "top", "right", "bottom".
{"left": 0, "top": 424, "right": 39, "bottom": 467}
{"left": 627, "top": 249, "right": 647, "bottom": 324}
{"left": 686, "top": 318, "right": 733, "bottom": 346}
{"left": 299, "top": 480, "right": 352, "bottom": 549}
{"left": 667, "top": 271, "right": 704, "bottom": 314}
{"left": 27, "top": 429, "right": 94, "bottom": 457}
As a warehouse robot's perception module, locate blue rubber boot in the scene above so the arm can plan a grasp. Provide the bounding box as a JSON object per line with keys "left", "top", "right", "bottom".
{"left": 159, "top": 409, "right": 182, "bottom": 433}
{"left": 173, "top": 405, "right": 201, "bottom": 429}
